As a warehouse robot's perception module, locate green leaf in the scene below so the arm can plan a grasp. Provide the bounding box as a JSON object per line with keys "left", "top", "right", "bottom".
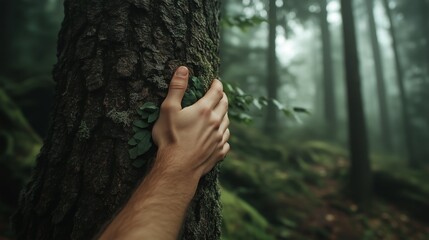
{"left": 134, "top": 120, "right": 149, "bottom": 128}
{"left": 140, "top": 102, "right": 158, "bottom": 112}
{"left": 137, "top": 110, "right": 150, "bottom": 119}
{"left": 134, "top": 130, "right": 151, "bottom": 141}
{"left": 137, "top": 140, "right": 152, "bottom": 155}
{"left": 236, "top": 87, "right": 245, "bottom": 96}
{"left": 258, "top": 97, "right": 268, "bottom": 106}
{"left": 128, "top": 138, "right": 138, "bottom": 146}
{"left": 272, "top": 99, "right": 284, "bottom": 110}
{"left": 148, "top": 110, "right": 160, "bottom": 123}
{"left": 282, "top": 109, "right": 294, "bottom": 117}
{"left": 293, "top": 107, "right": 310, "bottom": 114}
{"left": 129, "top": 147, "right": 139, "bottom": 160}
{"left": 253, "top": 98, "right": 262, "bottom": 110}
{"left": 132, "top": 158, "right": 146, "bottom": 168}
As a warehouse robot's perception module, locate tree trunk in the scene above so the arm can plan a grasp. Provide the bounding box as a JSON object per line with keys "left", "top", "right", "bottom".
{"left": 264, "top": 0, "right": 279, "bottom": 134}
{"left": 319, "top": 0, "right": 337, "bottom": 139}
{"left": 382, "top": 0, "right": 419, "bottom": 168}
{"left": 365, "top": 0, "right": 392, "bottom": 151}
{"left": 0, "top": 0, "right": 17, "bottom": 73}
{"left": 12, "top": 0, "right": 222, "bottom": 239}
{"left": 420, "top": 0, "right": 429, "bottom": 78}
{"left": 340, "top": 0, "right": 372, "bottom": 210}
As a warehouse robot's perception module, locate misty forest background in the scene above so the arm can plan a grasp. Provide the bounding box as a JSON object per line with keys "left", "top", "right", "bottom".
{"left": 1, "top": 0, "right": 429, "bottom": 239}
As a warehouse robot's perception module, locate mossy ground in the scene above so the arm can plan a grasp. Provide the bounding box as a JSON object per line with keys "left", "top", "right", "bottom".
{"left": 220, "top": 124, "right": 429, "bottom": 240}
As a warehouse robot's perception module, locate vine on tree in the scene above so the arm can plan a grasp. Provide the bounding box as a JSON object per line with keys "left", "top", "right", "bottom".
{"left": 129, "top": 77, "right": 308, "bottom": 167}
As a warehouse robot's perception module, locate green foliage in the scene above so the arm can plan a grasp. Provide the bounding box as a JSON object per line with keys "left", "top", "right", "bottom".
{"left": 128, "top": 103, "right": 158, "bottom": 167}
{"left": 128, "top": 77, "right": 307, "bottom": 166}
{"left": 221, "top": 15, "right": 266, "bottom": 31}
{"left": 223, "top": 82, "right": 309, "bottom": 124}
{"left": 221, "top": 187, "right": 275, "bottom": 240}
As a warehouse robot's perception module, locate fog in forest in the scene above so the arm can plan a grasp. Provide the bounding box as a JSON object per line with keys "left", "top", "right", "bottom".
{"left": 1, "top": 0, "right": 428, "bottom": 239}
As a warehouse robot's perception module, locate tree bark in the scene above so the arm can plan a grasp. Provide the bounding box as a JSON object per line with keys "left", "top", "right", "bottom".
{"left": 365, "top": 0, "right": 392, "bottom": 151}
{"left": 340, "top": 0, "right": 372, "bottom": 210}
{"left": 319, "top": 0, "right": 337, "bottom": 139}
{"left": 382, "top": 0, "right": 419, "bottom": 168}
{"left": 264, "top": 0, "right": 280, "bottom": 134}
{"left": 12, "top": 0, "right": 222, "bottom": 239}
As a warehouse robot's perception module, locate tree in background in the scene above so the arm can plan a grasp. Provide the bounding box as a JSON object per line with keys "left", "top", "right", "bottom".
{"left": 381, "top": 0, "right": 418, "bottom": 168}
{"left": 264, "top": 0, "right": 280, "bottom": 134}
{"left": 319, "top": 0, "right": 337, "bottom": 139}
{"left": 340, "top": 0, "right": 372, "bottom": 210}
{"left": 13, "top": 0, "right": 222, "bottom": 239}
{"left": 365, "top": 0, "right": 392, "bottom": 151}
{"left": 393, "top": 0, "right": 429, "bottom": 166}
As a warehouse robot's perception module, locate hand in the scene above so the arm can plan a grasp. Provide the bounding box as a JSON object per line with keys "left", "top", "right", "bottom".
{"left": 152, "top": 66, "right": 230, "bottom": 178}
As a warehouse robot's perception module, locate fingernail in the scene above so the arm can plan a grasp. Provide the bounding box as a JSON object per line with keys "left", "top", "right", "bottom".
{"left": 176, "top": 66, "right": 188, "bottom": 77}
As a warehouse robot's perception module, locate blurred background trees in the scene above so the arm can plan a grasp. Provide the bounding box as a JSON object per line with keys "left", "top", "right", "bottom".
{"left": 1, "top": 0, "right": 429, "bottom": 239}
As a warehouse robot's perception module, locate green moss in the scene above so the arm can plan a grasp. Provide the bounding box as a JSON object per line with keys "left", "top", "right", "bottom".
{"left": 221, "top": 188, "right": 275, "bottom": 240}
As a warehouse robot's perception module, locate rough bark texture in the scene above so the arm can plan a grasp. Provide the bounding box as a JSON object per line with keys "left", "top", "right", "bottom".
{"left": 264, "top": 0, "right": 279, "bottom": 134}
{"left": 319, "top": 0, "right": 337, "bottom": 139}
{"left": 382, "top": 0, "right": 418, "bottom": 168}
{"left": 340, "top": 0, "right": 372, "bottom": 210}
{"left": 365, "top": 0, "right": 392, "bottom": 151}
{"left": 12, "top": 0, "right": 222, "bottom": 239}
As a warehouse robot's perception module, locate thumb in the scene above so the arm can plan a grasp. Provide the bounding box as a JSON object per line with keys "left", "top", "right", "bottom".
{"left": 165, "top": 66, "right": 189, "bottom": 108}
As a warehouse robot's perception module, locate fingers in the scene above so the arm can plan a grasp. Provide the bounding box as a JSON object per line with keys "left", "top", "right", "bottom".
{"left": 220, "top": 128, "right": 230, "bottom": 146}
{"left": 203, "top": 142, "right": 230, "bottom": 175}
{"left": 214, "top": 93, "right": 228, "bottom": 118}
{"left": 163, "top": 66, "right": 189, "bottom": 110}
{"left": 197, "top": 79, "right": 223, "bottom": 109}
{"left": 218, "top": 113, "right": 229, "bottom": 133}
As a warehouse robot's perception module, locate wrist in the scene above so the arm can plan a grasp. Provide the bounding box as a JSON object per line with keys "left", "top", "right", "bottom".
{"left": 151, "top": 149, "right": 201, "bottom": 197}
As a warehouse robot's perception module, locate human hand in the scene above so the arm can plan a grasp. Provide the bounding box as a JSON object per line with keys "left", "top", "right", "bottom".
{"left": 152, "top": 66, "right": 230, "bottom": 178}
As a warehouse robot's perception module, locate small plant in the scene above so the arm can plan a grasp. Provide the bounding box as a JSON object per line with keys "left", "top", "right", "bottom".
{"left": 129, "top": 77, "right": 308, "bottom": 167}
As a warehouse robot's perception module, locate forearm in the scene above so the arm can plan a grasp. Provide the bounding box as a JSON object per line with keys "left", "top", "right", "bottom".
{"left": 100, "top": 153, "right": 200, "bottom": 240}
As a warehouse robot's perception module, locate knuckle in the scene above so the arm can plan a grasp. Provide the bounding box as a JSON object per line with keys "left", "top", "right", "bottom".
{"left": 211, "top": 115, "right": 222, "bottom": 127}
{"left": 161, "top": 102, "right": 174, "bottom": 111}
{"left": 199, "top": 104, "right": 211, "bottom": 116}
{"left": 169, "top": 80, "right": 186, "bottom": 90}
{"left": 213, "top": 80, "right": 223, "bottom": 96}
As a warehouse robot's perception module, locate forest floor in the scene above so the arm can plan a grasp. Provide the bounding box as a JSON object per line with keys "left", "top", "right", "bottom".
{"left": 1, "top": 124, "right": 429, "bottom": 240}
{"left": 220, "top": 124, "right": 429, "bottom": 240}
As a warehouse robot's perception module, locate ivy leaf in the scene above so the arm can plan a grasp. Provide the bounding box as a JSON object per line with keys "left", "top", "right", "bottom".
{"left": 128, "top": 138, "right": 138, "bottom": 146}
{"left": 129, "top": 147, "right": 139, "bottom": 160}
{"left": 137, "top": 140, "right": 152, "bottom": 155}
{"left": 148, "top": 110, "right": 160, "bottom": 123}
{"left": 134, "top": 120, "right": 149, "bottom": 128}
{"left": 137, "top": 109, "right": 150, "bottom": 119}
{"left": 140, "top": 102, "right": 158, "bottom": 112}
{"left": 134, "top": 130, "right": 151, "bottom": 141}
{"left": 132, "top": 158, "right": 146, "bottom": 168}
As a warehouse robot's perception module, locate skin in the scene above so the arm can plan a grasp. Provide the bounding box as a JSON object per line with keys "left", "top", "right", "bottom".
{"left": 99, "top": 66, "right": 230, "bottom": 240}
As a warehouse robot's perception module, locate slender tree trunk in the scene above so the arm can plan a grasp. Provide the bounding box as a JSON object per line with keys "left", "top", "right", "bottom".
{"left": 12, "top": 0, "right": 222, "bottom": 239}
{"left": 340, "top": 0, "right": 372, "bottom": 210}
{"left": 365, "top": 0, "right": 392, "bottom": 151}
{"left": 264, "top": 0, "right": 279, "bottom": 134}
{"left": 420, "top": 0, "right": 429, "bottom": 78}
{"left": 0, "top": 0, "right": 16, "bottom": 73}
{"left": 382, "top": 0, "right": 419, "bottom": 168}
{"left": 319, "top": 0, "right": 337, "bottom": 139}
